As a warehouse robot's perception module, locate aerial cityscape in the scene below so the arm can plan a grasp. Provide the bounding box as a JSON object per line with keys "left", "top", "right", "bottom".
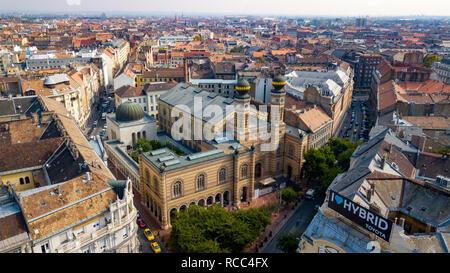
{"left": 0, "top": 0, "right": 449, "bottom": 259}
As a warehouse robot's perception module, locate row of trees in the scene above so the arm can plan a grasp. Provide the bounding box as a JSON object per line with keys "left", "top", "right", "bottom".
{"left": 230, "top": 45, "right": 245, "bottom": 53}
{"left": 130, "top": 138, "right": 185, "bottom": 162}
{"left": 170, "top": 205, "right": 271, "bottom": 253}
{"left": 302, "top": 138, "right": 359, "bottom": 197}
{"left": 423, "top": 54, "right": 442, "bottom": 68}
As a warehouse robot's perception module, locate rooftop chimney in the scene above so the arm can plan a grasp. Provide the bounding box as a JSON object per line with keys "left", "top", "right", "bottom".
{"left": 380, "top": 155, "right": 387, "bottom": 169}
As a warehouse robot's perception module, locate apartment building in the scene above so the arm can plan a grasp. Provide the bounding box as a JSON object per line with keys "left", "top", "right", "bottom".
{"left": 0, "top": 96, "right": 139, "bottom": 253}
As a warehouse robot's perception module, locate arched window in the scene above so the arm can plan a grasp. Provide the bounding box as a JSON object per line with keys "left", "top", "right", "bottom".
{"left": 255, "top": 163, "right": 262, "bottom": 178}
{"left": 241, "top": 164, "right": 248, "bottom": 180}
{"left": 197, "top": 174, "right": 206, "bottom": 191}
{"left": 288, "top": 145, "right": 295, "bottom": 158}
{"left": 153, "top": 177, "right": 159, "bottom": 195}
{"left": 20, "top": 178, "right": 24, "bottom": 185}
{"left": 219, "top": 168, "right": 226, "bottom": 184}
{"left": 25, "top": 177, "right": 30, "bottom": 184}
{"left": 145, "top": 169, "right": 151, "bottom": 187}
{"left": 173, "top": 181, "right": 182, "bottom": 198}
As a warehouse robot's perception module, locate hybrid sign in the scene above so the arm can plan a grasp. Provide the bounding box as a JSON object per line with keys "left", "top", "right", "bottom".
{"left": 329, "top": 190, "right": 393, "bottom": 242}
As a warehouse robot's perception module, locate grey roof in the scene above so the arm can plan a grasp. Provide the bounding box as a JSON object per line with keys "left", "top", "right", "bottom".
{"left": 0, "top": 96, "right": 41, "bottom": 117}
{"left": 44, "top": 74, "right": 70, "bottom": 86}
{"left": 285, "top": 124, "right": 307, "bottom": 140}
{"left": 159, "top": 83, "right": 236, "bottom": 123}
{"left": 284, "top": 68, "right": 350, "bottom": 98}
{"left": 399, "top": 182, "right": 450, "bottom": 228}
{"left": 331, "top": 127, "right": 417, "bottom": 197}
{"left": 302, "top": 211, "right": 372, "bottom": 253}
{"left": 352, "top": 127, "right": 418, "bottom": 159}
{"left": 142, "top": 148, "right": 233, "bottom": 173}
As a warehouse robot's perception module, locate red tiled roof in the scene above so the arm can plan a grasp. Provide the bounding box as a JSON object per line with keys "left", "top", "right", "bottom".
{"left": 378, "top": 80, "right": 398, "bottom": 111}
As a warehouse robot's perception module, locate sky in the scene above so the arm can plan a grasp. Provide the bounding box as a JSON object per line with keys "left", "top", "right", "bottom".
{"left": 1, "top": 0, "right": 449, "bottom": 17}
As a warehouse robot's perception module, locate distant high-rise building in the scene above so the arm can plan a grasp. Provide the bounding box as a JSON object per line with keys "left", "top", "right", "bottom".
{"left": 355, "top": 17, "right": 367, "bottom": 27}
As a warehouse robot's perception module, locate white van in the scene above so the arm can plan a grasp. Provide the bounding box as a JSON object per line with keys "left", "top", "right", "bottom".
{"left": 306, "top": 189, "right": 315, "bottom": 199}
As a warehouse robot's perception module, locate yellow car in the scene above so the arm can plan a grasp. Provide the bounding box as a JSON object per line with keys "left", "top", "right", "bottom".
{"left": 151, "top": 241, "right": 161, "bottom": 253}
{"left": 353, "top": 129, "right": 358, "bottom": 134}
{"left": 144, "top": 228, "right": 155, "bottom": 241}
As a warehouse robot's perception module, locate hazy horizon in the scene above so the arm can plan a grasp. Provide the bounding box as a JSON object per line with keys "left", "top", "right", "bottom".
{"left": 0, "top": 0, "right": 449, "bottom": 17}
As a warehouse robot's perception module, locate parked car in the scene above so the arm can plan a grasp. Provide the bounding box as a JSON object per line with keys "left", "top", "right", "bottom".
{"left": 100, "top": 131, "right": 105, "bottom": 137}
{"left": 93, "top": 121, "right": 98, "bottom": 126}
{"left": 306, "top": 189, "right": 315, "bottom": 199}
{"left": 144, "top": 228, "right": 155, "bottom": 241}
{"left": 137, "top": 218, "right": 146, "bottom": 228}
{"left": 151, "top": 241, "right": 161, "bottom": 253}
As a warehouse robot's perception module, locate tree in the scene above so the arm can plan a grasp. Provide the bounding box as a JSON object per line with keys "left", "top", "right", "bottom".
{"left": 281, "top": 188, "right": 298, "bottom": 205}
{"left": 276, "top": 231, "right": 303, "bottom": 253}
{"left": 230, "top": 45, "right": 245, "bottom": 53}
{"left": 303, "top": 138, "right": 359, "bottom": 197}
{"left": 193, "top": 35, "right": 204, "bottom": 41}
{"left": 134, "top": 138, "right": 152, "bottom": 152}
{"left": 316, "top": 167, "right": 342, "bottom": 198}
{"left": 130, "top": 151, "right": 139, "bottom": 163}
{"left": 170, "top": 205, "right": 271, "bottom": 253}
{"left": 328, "top": 138, "right": 358, "bottom": 170}
{"left": 438, "top": 147, "right": 450, "bottom": 155}
{"left": 423, "top": 54, "right": 441, "bottom": 68}
{"left": 303, "top": 147, "right": 335, "bottom": 181}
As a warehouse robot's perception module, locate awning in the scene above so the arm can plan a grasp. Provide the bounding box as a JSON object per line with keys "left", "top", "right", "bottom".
{"left": 259, "top": 177, "right": 276, "bottom": 186}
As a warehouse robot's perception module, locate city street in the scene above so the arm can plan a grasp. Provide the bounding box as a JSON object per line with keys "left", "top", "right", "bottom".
{"left": 85, "top": 96, "right": 115, "bottom": 140}
{"left": 261, "top": 198, "right": 322, "bottom": 253}
{"left": 136, "top": 222, "right": 167, "bottom": 253}
{"left": 336, "top": 97, "right": 371, "bottom": 143}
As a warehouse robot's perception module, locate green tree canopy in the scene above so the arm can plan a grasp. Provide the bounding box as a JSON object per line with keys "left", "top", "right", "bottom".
{"left": 276, "top": 230, "right": 303, "bottom": 253}
{"left": 303, "top": 146, "right": 336, "bottom": 181}
{"left": 303, "top": 138, "right": 359, "bottom": 197}
{"left": 423, "top": 54, "right": 442, "bottom": 68}
{"left": 131, "top": 139, "right": 185, "bottom": 163}
{"left": 281, "top": 188, "right": 298, "bottom": 204}
{"left": 170, "top": 205, "right": 271, "bottom": 253}
{"left": 230, "top": 45, "right": 245, "bottom": 53}
{"left": 328, "top": 138, "right": 358, "bottom": 170}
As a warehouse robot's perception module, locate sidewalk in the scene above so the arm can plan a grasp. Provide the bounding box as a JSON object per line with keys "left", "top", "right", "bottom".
{"left": 107, "top": 159, "right": 171, "bottom": 249}
{"left": 133, "top": 190, "right": 171, "bottom": 252}
{"left": 244, "top": 193, "right": 306, "bottom": 253}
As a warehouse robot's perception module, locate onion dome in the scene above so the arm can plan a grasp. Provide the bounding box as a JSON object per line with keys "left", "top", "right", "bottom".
{"left": 235, "top": 78, "right": 251, "bottom": 100}
{"left": 272, "top": 75, "right": 286, "bottom": 93}
{"left": 116, "top": 101, "right": 145, "bottom": 122}
{"left": 106, "top": 180, "right": 127, "bottom": 200}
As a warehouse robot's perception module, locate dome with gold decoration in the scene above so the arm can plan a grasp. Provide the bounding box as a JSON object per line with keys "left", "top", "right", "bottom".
{"left": 235, "top": 78, "right": 251, "bottom": 99}
{"left": 272, "top": 75, "right": 286, "bottom": 93}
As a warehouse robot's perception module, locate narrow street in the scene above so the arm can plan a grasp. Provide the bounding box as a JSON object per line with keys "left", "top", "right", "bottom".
{"left": 261, "top": 198, "right": 322, "bottom": 253}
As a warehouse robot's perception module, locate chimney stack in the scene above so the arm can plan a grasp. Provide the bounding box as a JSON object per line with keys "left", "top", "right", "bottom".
{"left": 380, "top": 155, "right": 387, "bottom": 169}
{"left": 183, "top": 58, "right": 188, "bottom": 83}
